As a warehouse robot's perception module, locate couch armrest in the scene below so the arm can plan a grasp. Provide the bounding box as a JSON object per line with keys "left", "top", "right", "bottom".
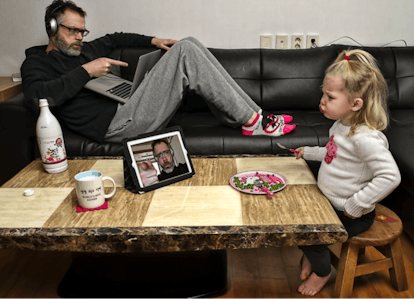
{"left": 0, "top": 93, "right": 37, "bottom": 185}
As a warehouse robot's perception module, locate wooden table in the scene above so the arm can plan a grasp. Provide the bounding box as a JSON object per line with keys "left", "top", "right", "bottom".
{"left": 0, "top": 77, "right": 22, "bottom": 102}
{"left": 0, "top": 156, "right": 347, "bottom": 297}
{"left": 0, "top": 157, "right": 347, "bottom": 251}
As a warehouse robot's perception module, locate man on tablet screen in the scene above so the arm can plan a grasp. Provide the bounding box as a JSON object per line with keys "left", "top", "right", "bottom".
{"left": 152, "top": 139, "right": 188, "bottom": 181}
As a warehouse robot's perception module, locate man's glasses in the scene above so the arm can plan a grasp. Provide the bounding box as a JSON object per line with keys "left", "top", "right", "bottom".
{"left": 60, "top": 24, "right": 90, "bottom": 37}
{"left": 154, "top": 150, "right": 171, "bottom": 160}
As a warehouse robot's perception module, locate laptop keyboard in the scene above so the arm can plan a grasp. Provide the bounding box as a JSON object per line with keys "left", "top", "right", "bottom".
{"left": 106, "top": 82, "right": 131, "bottom": 99}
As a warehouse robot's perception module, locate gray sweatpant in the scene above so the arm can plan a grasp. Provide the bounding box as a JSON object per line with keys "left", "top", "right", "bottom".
{"left": 104, "top": 36, "right": 260, "bottom": 143}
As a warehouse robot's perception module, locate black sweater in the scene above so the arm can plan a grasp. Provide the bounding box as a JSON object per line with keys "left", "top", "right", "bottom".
{"left": 158, "top": 163, "right": 188, "bottom": 181}
{"left": 21, "top": 33, "right": 153, "bottom": 143}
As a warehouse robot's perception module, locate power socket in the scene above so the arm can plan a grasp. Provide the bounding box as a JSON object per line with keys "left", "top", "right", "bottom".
{"left": 260, "top": 35, "right": 272, "bottom": 49}
{"left": 276, "top": 35, "right": 288, "bottom": 49}
{"left": 291, "top": 35, "right": 304, "bottom": 49}
{"left": 306, "top": 35, "right": 319, "bottom": 48}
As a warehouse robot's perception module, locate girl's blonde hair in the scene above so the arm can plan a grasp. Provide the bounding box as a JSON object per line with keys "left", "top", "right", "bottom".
{"left": 325, "top": 49, "right": 389, "bottom": 136}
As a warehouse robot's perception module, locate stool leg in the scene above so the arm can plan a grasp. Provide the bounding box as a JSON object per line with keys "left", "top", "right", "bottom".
{"left": 389, "top": 238, "right": 408, "bottom": 292}
{"left": 334, "top": 242, "right": 360, "bottom": 298}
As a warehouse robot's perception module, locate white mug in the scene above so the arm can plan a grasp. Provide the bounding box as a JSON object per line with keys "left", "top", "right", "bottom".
{"left": 74, "top": 170, "right": 116, "bottom": 209}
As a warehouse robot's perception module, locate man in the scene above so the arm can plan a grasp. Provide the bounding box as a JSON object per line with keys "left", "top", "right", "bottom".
{"left": 152, "top": 139, "right": 188, "bottom": 181}
{"left": 22, "top": 0, "right": 295, "bottom": 145}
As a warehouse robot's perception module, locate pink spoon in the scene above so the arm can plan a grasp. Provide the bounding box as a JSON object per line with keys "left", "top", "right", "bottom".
{"left": 277, "top": 143, "right": 299, "bottom": 154}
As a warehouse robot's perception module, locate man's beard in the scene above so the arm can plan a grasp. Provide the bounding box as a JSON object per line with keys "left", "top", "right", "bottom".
{"left": 162, "top": 163, "right": 175, "bottom": 174}
{"left": 55, "top": 34, "right": 82, "bottom": 56}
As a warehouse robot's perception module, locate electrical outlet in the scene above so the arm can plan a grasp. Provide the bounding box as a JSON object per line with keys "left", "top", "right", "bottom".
{"left": 276, "top": 35, "right": 288, "bottom": 49}
{"left": 291, "top": 35, "right": 304, "bottom": 49}
{"left": 260, "top": 35, "right": 272, "bottom": 49}
{"left": 306, "top": 35, "right": 319, "bottom": 48}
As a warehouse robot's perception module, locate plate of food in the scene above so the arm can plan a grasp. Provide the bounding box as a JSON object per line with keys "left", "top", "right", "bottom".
{"left": 229, "top": 170, "right": 287, "bottom": 195}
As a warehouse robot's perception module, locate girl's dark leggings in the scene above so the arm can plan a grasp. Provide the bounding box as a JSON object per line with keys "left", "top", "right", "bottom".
{"left": 298, "top": 208, "right": 376, "bottom": 277}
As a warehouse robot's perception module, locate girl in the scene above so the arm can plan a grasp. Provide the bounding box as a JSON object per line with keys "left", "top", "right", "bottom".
{"left": 294, "top": 49, "right": 401, "bottom": 296}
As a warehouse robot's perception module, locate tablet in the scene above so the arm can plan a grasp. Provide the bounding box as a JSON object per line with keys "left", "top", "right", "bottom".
{"left": 123, "top": 126, "right": 195, "bottom": 194}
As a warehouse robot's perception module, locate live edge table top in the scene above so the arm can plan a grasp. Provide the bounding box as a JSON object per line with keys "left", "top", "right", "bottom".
{"left": 0, "top": 157, "right": 347, "bottom": 253}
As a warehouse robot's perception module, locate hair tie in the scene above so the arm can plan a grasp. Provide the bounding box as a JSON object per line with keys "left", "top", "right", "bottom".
{"left": 344, "top": 55, "right": 351, "bottom": 61}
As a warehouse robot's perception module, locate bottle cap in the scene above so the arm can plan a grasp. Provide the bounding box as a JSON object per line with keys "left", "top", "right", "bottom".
{"left": 39, "top": 99, "right": 49, "bottom": 107}
{"left": 24, "top": 189, "right": 34, "bottom": 196}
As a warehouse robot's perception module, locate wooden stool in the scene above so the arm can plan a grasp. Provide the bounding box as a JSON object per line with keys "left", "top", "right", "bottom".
{"left": 330, "top": 204, "right": 408, "bottom": 298}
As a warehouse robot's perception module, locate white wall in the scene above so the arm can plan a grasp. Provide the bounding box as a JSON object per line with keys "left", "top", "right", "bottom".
{"left": 1, "top": 0, "right": 413, "bottom": 76}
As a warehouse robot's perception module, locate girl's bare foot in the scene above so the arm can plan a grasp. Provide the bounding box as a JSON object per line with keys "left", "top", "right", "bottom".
{"left": 298, "top": 271, "right": 331, "bottom": 296}
{"left": 300, "top": 254, "right": 312, "bottom": 280}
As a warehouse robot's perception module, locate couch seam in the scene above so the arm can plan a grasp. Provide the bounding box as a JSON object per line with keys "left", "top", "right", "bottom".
{"left": 260, "top": 49, "right": 263, "bottom": 108}
{"left": 391, "top": 48, "right": 400, "bottom": 108}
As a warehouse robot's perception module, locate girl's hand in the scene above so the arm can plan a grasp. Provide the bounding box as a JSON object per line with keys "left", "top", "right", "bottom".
{"left": 344, "top": 210, "right": 358, "bottom": 219}
{"left": 295, "top": 147, "right": 305, "bottom": 160}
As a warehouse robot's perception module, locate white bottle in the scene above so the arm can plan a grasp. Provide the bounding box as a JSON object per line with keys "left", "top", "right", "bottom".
{"left": 36, "top": 99, "right": 68, "bottom": 173}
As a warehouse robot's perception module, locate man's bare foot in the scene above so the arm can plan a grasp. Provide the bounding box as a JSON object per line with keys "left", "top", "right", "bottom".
{"left": 298, "top": 272, "right": 331, "bottom": 296}
{"left": 300, "top": 254, "right": 312, "bottom": 280}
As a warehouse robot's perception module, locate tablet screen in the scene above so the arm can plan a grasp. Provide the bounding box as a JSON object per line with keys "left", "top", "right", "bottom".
{"left": 123, "top": 127, "right": 194, "bottom": 193}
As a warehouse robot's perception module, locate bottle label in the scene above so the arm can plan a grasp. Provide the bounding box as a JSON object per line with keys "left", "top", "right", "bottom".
{"left": 38, "top": 137, "right": 67, "bottom": 164}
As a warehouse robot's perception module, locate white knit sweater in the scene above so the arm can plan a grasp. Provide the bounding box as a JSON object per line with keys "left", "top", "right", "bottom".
{"left": 304, "top": 120, "right": 401, "bottom": 218}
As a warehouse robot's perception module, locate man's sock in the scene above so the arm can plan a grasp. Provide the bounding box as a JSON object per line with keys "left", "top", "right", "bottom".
{"left": 242, "top": 112, "right": 296, "bottom": 136}
{"left": 258, "top": 109, "right": 293, "bottom": 124}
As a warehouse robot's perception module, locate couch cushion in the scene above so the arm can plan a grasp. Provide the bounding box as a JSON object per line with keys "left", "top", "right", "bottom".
{"left": 62, "top": 128, "right": 123, "bottom": 157}
{"left": 386, "top": 109, "right": 414, "bottom": 180}
{"left": 393, "top": 47, "right": 414, "bottom": 109}
{"left": 261, "top": 46, "right": 338, "bottom": 111}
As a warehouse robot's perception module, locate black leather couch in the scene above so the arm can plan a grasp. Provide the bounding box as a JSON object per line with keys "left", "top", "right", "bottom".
{"left": 1, "top": 44, "right": 414, "bottom": 240}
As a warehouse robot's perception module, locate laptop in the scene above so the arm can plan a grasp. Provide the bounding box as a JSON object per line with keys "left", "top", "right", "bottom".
{"left": 84, "top": 49, "right": 162, "bottom": 104}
